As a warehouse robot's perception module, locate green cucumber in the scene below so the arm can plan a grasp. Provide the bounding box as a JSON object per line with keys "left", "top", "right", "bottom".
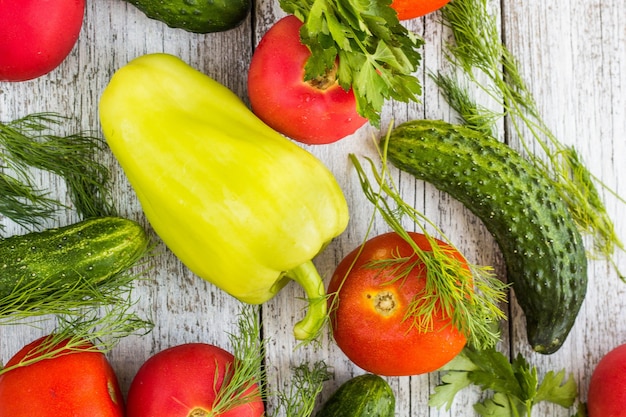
{"left": 0, "top": 217, "right": 150, "bottom": 315}
{"left": 384, "top": 119, "right": 587, "bottom": 354}
{"left": 125, "top": 0, "right": 251, "bottom": 33}
{"left": 316, "top": 374, "right": 395, "bottom": 417}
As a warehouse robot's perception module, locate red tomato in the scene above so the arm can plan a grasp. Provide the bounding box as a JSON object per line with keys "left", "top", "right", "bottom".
{"left": 247, "top": 15, "right": 368, "bottom": 145}
{"left": 327, "top": 231, "right": 468, "bottom": 376}
{"left": 391, "top": 0, "right": 450, "bottom": 20}
{"left": 0, "top": 335, "right": 124, "bottom": 417}
{"left": 126, "top": 343, "right": 264, "bottom": 417}
{"left": 587, "top": 343, "right": 626, "bottom": 417}
{"left": 0, "top": 0, "right": 85, "bottom": 82}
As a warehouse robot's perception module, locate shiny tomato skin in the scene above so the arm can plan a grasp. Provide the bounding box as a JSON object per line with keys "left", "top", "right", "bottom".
{"left": 587, "top": 343, "right": 626, "bottom": 417}
{"left": 247, "top": 15, "right": 368, "bottom": 145}
{"left": 391, "top": 0, "right": 450, "bottom": 20}
{"left": 328, "top": 231, "right": 468, "bottom": 376}
{"left": 0, "top": 336, "right": 124, "bottom": 417}
{"left": 126, "top": 343, "right": 264, "bottom": 417}
{"left": 0, "top": 0, "right": 85, "bottom": 82}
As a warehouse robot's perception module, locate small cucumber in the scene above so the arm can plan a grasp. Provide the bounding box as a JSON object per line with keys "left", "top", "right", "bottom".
{"left": 125, "top": 0, "right": 251, "bottom": 33}
{"left": 0, "top": 217, "right": 150, "bottom": 313}
{"left": 316, "top": 374, "right": 395, "bottom": 417}
{"left": 384, "top": 119, "right": 587, "bottom": 354}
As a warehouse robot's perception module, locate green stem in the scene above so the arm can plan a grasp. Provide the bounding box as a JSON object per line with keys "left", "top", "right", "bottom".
{"left": 285, "top": 260, "right": 328, "bottom": 342}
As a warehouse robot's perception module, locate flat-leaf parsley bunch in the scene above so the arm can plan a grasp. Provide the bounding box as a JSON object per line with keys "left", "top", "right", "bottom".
{"left": 280, "top": 0, "right": 424, "bottom": 126}
{"left": 430, "top": 345, "right": 580, "bottom": 416}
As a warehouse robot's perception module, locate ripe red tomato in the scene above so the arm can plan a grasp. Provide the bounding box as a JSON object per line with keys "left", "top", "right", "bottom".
{"left": 587, "top": 343, "right": 626, "bottom": 417}
{"left": 0, "top": 335, "right": 124, "bottom": 417}
{"left": 126, "top": 343, "right": 264, "bottom": 417}
{"left": 0, "top": 0, "right": 85, "bottom": 82}
{"left": 327, "top": 231, "right": 468, "bottom": 376}
{"left": 247, "top": 15, "right": 368, "bottom": 145}
{"left": 391, "top": 0, "right": 450, "bottom": 21}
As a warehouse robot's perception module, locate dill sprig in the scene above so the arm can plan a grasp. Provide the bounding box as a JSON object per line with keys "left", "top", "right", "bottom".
{"left": 0, "top": 112, "right": 115, "bottom": 232}
{"left": 273, "top": 361, "right": 332, "bottom": 417}
{"left": 0, "top": 174, "right": 58, "bottom": 230}
{"left": 211, "top": 304, "right": 267, "bottom": 415}
{"left": 347, "top": 127, "right": 508, "bottom": 350}
{"left": 0, "top": 266, "right": 142, "bottom": 323}
{"left": 211, "top": 304, "right": 332, "bottom": 417}
{"left": 434, "top": 0, "right": 624, "bottom": 279}
{"left": 0, "top": 301, "right": 153, "bottom": 375}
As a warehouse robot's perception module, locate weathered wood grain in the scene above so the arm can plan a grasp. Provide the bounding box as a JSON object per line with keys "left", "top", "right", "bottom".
{"left": 0, "top": 0, "right": 624, "bottom": 415}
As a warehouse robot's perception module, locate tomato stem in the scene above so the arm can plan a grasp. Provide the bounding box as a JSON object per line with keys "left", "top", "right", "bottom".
{"left": 285, "top": 260, "right": 328, "bottom": 341}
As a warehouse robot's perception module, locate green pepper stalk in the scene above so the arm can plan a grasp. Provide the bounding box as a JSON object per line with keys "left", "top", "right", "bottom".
{"left": 98, "top": 53, "right": 349, "bottom": 342}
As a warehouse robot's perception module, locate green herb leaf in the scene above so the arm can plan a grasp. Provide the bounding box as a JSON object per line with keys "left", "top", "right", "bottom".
{"left": 474, "top": 392, "right": 522, "bottom": 417}
{"left": 212, "top": 305, "right": 331, "bottom": 417}
{"left": 273, "top": 361, "right": 332, "bottom": 417}
{"left": 0, "top": 173, "right": 58, "bottom": 230}
{"left": 211, "top": 304, "right": 267, "bottom": 415}
{"left": 430, "top": 345, "right": 579, "bottom": 417}
{"left": 279, "top": 0, "right": 424, "bottom": 126}
{"left": 0, "top": 301, "right": 153, "bottom": 375}
{"left": 428, "top": 362, "right": 474, "bottom": 410}
{"left": 535, "top": 369, "right": 578, "bottom": 408}
{"left": 0, "top": 113, "right": 115, "bottom": 233}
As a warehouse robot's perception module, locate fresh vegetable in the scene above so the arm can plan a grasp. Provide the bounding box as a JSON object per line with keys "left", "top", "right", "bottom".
{"left": 125, "top": 0, "right": 250, "bottom": 33}
{"left": 0, "top": 216, "right": 153, "bottom": 361}
{"left": 328, "top": 231, "right": 468, "bottom": 376}
{"left": 436, "top": 0, "right": 624, "bottom": 279}
{"left": 587, "top": 343, "right": 626, "bottom": 417}
{"left": 315, "top": 373, "right": 396, "bottom": 417}
{"left": 430, "top": 345, "right": 578, "bottom": 416}
{"left": 126, "top": 304, "right": 264, "bottom": 417}
{"left": 98, "top": 53, "right": 349, "bottom": 341}
{"left": 0, "top": 335, "right": 124, "bottom": 417}
{"left": 126, "top": 343, "right": 264, "bottom": 416}
{"left": 0, "top": 0, "right": 84, "bottom": 81}
{"left": 384, "top": 119, "right": 588, "bottom": 354}
{"left": 248, "top": 15, "right": 368, "bottom": 145}
{"left": 0, "top": 216, "right": 150, "bottom": 321}
{"left": 348, "top": 148, "right": 507, "bottom": 352}
{"left": 391, "top": 0, "right": 450, "bottom": 20}
{"left": 126, "top": 303, "right": 332, "bottom": 417}
{"left": 0, "top": 113, "right": 114, "bottom": 232}
{"left": 279, "top": 0, "right": 423, "bottom": 126}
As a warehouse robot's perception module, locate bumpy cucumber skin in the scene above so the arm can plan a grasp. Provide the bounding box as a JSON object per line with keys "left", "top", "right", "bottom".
{"left": 385, "top": 119, "right": 587, "bottom": 354}
{"left": 126, "top": 0, "right": 251, "bottom": 33}
{"left": 0, "top": 217, "right": 149, "bottom": 302}
{"left": 315, "top": 374, "right": 395, "bottom": 417}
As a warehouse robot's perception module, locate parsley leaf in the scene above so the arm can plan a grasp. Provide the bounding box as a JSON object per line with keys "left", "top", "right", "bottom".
{"left": 279, "top": 0, "right": 424, "bottom": 126}
{"left": 429, "top": 346, "right": 578, "bottom": 416}
{"left": 535, "top": 369, "right": 578, "bottom": 408}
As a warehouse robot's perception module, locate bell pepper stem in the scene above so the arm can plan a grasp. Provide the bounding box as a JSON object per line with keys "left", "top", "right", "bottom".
{"left": 285, "top": 260, "right": 328, "bottom": 341}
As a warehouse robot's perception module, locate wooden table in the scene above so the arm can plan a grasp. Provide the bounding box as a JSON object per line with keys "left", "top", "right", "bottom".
{"left": 1, "top": 0, "right": 624, "bottom": 415}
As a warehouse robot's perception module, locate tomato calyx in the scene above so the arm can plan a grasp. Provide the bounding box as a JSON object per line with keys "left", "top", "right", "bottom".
{"left": 370, "top": 290, "right": 398, "bottom": 316}
{"left": 307, "top": 64, "right": 339, "bottom": 91}
{"left": 189, "top": 408, "right": 210, "bottom": 417}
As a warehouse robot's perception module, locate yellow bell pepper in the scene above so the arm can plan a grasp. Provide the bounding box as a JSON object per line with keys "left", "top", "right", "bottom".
{"left": 99, "top": 53, "right": 349, "bottom": 340}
